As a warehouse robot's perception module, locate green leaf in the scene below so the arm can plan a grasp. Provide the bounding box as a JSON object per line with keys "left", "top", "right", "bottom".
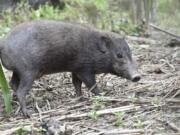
{"left": 0, "top": 64, "right": 12, "bottom": 114}
{"left": 93, "top": 0, "right": 108, "bottom": 11}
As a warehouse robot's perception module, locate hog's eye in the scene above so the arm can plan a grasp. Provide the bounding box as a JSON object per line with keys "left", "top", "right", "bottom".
{"left": 117, "top": 53, "right": 123, "bottom": 58}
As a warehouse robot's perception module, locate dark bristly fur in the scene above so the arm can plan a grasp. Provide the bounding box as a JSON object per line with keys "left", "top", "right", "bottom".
{"left": 0, "top": 20, "right": 140, "bottom": 116}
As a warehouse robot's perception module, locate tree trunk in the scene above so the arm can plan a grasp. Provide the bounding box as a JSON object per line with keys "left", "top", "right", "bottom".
{"left": 136, "top": 0, "right": 143, "bottom": 24}
{"left": 150, "top": 0, "right": 157, "bottom": 23}
{"left": 131, "top": 0, "right": 143, "bottom": 25}
{"left": 143, "top": 0, "right": 150, "bottom": 25}
{"left": 131, "top": 0, "right": 137, "bottom": 24}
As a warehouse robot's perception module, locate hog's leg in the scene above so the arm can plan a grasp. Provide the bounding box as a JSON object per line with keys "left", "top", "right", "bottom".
{"left": 16, "top": 72, "right": 35, "bottom": 117}
{"left": 9, "top": 72, "right": 20, "bottom": 91}
{"left": 76, "top": 72, "right": 100, "bottom": 95}
{"left": 72, "top": 73, "right": 82, "bottom": 96}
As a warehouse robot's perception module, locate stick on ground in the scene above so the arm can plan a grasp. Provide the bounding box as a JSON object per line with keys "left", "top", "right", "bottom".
{"left": 56, "top": 105, "right": 140, "bottom": 121}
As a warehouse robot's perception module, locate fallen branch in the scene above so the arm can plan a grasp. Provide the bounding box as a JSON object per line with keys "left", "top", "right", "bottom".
{"left": 149, "top": 23, "right": 180, "bottom": 40}
{"left": 98, "top": 97, "right": 180, "bottom": 107}
{"left": 155, "top": 133, "right": 180, "bottom": 135}
{"left": 127, "top": 36, "right": 158, "bottom": 44}
{"left": 165, "top": 98, "right": 180, "bottom": 103}
{"left": 92, "top": 96, "right": 151, "bottom": 104}
{"left": 172, "top": 89, "right": 180, "bottom": 98}
{"left": 32, "top": 101, "right": 89, "bottom": 120}
{"left": 157, "top": 119, "right": 180, "bottom": 132}
{"left": 35, "top": 102, "right": 43, "bottom": 122}
{"left": 55, "top": 105, "right": 140, "bottom": 121}
{"left": 166, "top": 122, "right": 180, "bottom": 132}
{"left": 0, "top": 127, "right": 22, "bottom": 135}
{"left": 100, "top": 129, "right": 145, "bottom": 135}
{"left": 0, "top": 125, "right": 32, "bottom": 135}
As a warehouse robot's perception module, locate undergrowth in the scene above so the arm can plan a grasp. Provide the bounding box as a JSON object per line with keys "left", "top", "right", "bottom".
{"left": 0, "top": 0, "right": 138, "bottom": 38}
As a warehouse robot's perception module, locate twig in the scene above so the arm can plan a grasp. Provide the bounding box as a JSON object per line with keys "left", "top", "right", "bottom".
{"left": 157, "top": 119, "right": 180, "bottom": 132}
{"left": 126, "top": 84, "right": 151, "bottom": 93}
{"left": 32, "top": 108, "right": 62, "bottom": 117}
{"left": 161, "top": 59, "right": 176, "bottom": 71}
{"left": 46, "top": 100, "right": 51, "bottom": 110}
{"left": 35, "top": 102, "right": 42, "bottom": 122}
{"left": 32, "top": 101, "right": 88, "bottom": 120}
{"left": 166, "top": 122, "right": 180, "bottom": 132}
{"left": 155, "top": 133, "right": 180, "bottom": 135}
{"left": 100, "top": 129, "right": 145, "bottom": 135}
{"left": 168, "top": 106, "right": 180, "bottom": 109}
{"left": 149, "top": 23, "right": 180, "bottom": 40}
{"left": 172, "top": 89, "right": 180, "bottom": 98}
{"left": 55, "top": 105, "right": 140, "bottom": 121}
{"left": 0, "top": 127, "right": 22, "bottom": 135}
{"left": 159, "top": 48, "right": 180, "bottom": 60}
{"left": 14, "top": 101, "right": 21, "bottom": 115}
{"left": 0, "top": 125, "right": 32, "bottom": 135}
{"left": 165, "top": 98, "right": 180, "bottom": 103}
{"left": 72, "top": 128, "right": 89, "bottom": 135}
{"left": 127, "top": 36, "right": 158, "bottom": 44}
{"left": 89, "top": 83, "right": 97, "bottom": 92}
{"left": 92, "top": 96, "right": 151, "bottom": 104}
{"left": 163, "top": 87, "right": 176, "bottom": 99}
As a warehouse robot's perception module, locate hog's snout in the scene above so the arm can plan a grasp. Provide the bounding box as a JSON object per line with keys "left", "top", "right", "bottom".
{"left": 131, "top": 74, "right": 141, "bottom": 82}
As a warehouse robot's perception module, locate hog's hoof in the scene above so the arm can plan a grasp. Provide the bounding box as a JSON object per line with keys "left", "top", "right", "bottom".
{"left": 9, "top": 81, "right": 17, "bottom": 92}
{"left": 75, "top": 92, "right": 82, "bottom": 97}
{"left": 73, "top": 96, "right": 87, "bottom": 102}
{"left": 22, "top": 109, "right": 31, "bottom": 118}
{"left": 78, "top": 96, "right": 87, "bottom": 101}
{"left": 92, "top": 91, "right": 101, "bottom": 96}
{"left": 14, "top": 110, "right": 30, "bottom": 118}
{"left": 91, "top": 89, "right": 101, "bottom": 96}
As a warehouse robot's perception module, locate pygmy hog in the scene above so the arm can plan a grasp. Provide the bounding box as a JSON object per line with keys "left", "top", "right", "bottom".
{"left": 0, "top": 20, "right": 140, "bottom": 116}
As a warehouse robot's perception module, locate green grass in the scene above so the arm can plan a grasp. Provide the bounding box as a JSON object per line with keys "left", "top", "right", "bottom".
{"left": 0, "top": 64, "right": 12, "bottom": 115}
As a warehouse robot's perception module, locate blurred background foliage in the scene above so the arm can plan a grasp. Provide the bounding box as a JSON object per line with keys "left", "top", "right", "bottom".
{"left": 0, "top": 0, "right": 180, "bottom": 38}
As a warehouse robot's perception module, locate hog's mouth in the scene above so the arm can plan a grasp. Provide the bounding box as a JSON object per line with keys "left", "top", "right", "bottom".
{"left": 122, "top": 74, "right": 140, "bottom": 82}
{"left": 112, "top": 70, "right": 141, "bottom": 82}
{"left": 112, "top": 63, "right": 141, "bottom": 82}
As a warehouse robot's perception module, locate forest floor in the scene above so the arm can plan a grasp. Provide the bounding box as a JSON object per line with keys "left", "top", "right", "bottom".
{"left": 0, "top": 30, "right": 180, "bottom": 135}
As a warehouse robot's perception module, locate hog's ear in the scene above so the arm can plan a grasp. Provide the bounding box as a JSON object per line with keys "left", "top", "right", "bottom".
{"left": 97, "top": 35, "right": 112, "bottom": 53}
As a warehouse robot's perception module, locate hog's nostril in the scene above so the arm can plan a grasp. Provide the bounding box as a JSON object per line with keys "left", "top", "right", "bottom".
{"left": 132, "top": 75, "right": 141, "bottom": 82}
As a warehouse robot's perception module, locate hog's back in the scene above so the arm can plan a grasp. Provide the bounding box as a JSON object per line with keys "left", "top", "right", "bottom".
{"left": 1, "top": 20, "right": 100, "bottom": 74}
